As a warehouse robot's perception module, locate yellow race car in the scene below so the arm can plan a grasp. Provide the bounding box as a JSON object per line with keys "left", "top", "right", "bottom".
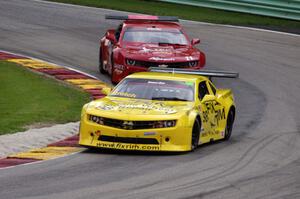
{"left": 79, "top": 68, "right": 238, "bottom": 152}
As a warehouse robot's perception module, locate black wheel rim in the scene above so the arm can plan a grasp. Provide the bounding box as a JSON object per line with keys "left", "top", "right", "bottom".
{"left": 225, "top": 112, "right": 233, "bottom": 138}
{"left": 191, "top": 120, "right": 200, "bottom": 150}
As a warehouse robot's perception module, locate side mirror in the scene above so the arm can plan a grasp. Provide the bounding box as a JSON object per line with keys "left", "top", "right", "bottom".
{"left": 106, "top": 30, "right": 117, "bottom": 44}
{"left": 102, "top": 87, "right": 112, "bottom": 95}
{"left": 191, "top": 38, "right": 200, "bottom": 46}
{"left": 201, "top": 94, "right": 215, "bottom": 102}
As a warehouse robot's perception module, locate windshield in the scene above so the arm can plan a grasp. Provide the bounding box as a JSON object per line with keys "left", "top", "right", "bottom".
{"left": 110, "top": 78, "right": 194, "bottom": 101}
{"left": 122, "top": 27, "right": 189, "bottom": 45}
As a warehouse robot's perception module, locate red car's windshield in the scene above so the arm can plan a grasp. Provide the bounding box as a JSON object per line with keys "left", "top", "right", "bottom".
{"left": 122, "top": 27, "right": 189, "bottom": 45}
{"left": 110, "top": 78, "right": 194, "bottom": 101}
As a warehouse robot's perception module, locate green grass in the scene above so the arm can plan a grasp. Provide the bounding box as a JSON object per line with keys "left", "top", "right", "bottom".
{"left": 49, "top": 0, "right": 300, "bottom": 31}
{"left": 0, "top": 61, "right": 90, "bottom": 135}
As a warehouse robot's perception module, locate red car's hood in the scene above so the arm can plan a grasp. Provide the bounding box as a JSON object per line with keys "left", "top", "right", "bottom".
{"left": 123, "top": 43, "right": 199, "bottom": 62}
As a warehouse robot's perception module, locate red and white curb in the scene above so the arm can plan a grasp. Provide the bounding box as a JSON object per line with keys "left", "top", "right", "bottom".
{"left": 0, "top": 51, "right": 110, "bottom": 169}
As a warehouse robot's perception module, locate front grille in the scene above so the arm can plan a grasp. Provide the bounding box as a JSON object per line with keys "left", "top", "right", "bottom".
{"left": 88, "top": 115, "right": 176, "bottom": 130}
{"left": 99, "top": 135, "right": 159, "bottom": 145}
{"left": 134, "top": 60, "right": 198, "bottom": 68}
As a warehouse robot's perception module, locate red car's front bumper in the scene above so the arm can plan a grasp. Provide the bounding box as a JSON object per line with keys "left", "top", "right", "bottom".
{"left": 112, "top": 64, "right": 205, "bottom": 83}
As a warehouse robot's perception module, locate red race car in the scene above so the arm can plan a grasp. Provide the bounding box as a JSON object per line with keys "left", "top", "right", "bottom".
{"left": 99, "top": 15, "right": 206, "bottom": 83}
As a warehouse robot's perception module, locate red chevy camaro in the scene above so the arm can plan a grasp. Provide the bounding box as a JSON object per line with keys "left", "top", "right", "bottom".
{"left": 99, "top": 15, "right": 206, "bottom": 83}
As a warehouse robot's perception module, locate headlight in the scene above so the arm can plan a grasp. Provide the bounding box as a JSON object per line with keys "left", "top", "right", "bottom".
{"left": 188, "top": 61, "right": 198, "bottom": 67}
{"left": 89, "top": 115, "right": 104, "bottom": 125}
{"left": 126, "top": 59, "right": 136, "bottom": 66}
{"left": 153, "top": 120, "right": 176, "bottom": 128}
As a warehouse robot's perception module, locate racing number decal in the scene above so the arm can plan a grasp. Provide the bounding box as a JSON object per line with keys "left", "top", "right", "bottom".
{"left": 200, "top": 100, "right": 226, "bottom": 140}
{"left": 204, "top": 101, "right": 226, "bottom": 128}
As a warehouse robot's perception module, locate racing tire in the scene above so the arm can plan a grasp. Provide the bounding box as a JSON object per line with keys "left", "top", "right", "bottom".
{"left": 191, "top": 119, "right": 201, "bottom": 151}
{"left": 110, "top": 55, "right": 117, "bottom": 85}
{"left": 99, "top": 47, "right": 106, "bottom": 74}
{"left": 224, "top": 110, "right": 234, "bottom": 140}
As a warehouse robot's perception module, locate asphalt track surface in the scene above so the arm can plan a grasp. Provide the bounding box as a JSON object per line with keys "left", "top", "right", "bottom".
{"left": 1, "top": 0, "right": 300, "bottom": 198}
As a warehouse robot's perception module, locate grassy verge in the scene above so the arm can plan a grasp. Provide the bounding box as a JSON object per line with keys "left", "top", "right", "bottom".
{"left": 48, "top": 0, "right": 300, "bottom": 32}
{"left": 0, "top": 61, "right": 90, "bottom": 135}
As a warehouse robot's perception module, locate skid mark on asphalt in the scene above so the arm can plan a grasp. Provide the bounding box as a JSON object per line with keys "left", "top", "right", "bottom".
{"left": 118, "top": 131, "right": 299, "bottom": 198}
{"left": 0, "top": 51, "right": 111, "bottom": 169}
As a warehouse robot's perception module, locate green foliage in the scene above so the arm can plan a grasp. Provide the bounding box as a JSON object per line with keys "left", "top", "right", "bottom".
{"left": 49, "top": 0, "right": 300, "bottom": 29}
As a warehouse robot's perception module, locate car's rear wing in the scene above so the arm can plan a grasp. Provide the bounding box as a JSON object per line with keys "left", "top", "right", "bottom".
{"left": 105, "top": 15, "right": 179, "bottom": 22}
{"left": 149, "top": 67, "right": 239, "bottom": 79}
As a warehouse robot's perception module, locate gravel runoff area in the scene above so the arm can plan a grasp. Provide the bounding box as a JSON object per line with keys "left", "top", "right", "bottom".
{"left": 0, "top": 122, "right": 79, "bottom": 158}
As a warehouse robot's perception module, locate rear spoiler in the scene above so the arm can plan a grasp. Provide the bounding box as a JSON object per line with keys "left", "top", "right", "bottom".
{"left": 149, "top": 67, "right": 239, "bottom": 79}
{"left": 105, "top": 15, "right": 179, "bottom": 22}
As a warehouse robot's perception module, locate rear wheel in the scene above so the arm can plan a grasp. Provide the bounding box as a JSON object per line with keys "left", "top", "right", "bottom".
{"left": 191, "top": 119, "right": 201, "bottom": 151}
{"left": 224, "top": 110, "right": 234, "bottom": 140}
{"left": 99, "top": 47, "right": 106, "bottom": 74}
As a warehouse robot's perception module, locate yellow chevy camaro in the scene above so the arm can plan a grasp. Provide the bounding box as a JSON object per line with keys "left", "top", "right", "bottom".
{"left": 79, "top": 68, "right": 238, "bottom": 152}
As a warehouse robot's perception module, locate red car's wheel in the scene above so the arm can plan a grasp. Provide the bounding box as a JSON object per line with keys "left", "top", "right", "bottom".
{"left": 110, "top": 55, "right": 117, "bottom": 84}
{"left": 99, "top": 47, "right": 106, "bottom": 74}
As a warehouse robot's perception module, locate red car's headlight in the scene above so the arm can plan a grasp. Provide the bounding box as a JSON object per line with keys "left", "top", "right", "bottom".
{"left": 188, "top": 61, "right": 198, "bottom": 67}
{"left": 126, "top": 59, "right": 136, "bottom": 66}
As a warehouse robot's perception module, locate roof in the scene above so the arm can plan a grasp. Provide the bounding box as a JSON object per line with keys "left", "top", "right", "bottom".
{"left": 126, "top": 72, "right": 208, "bottom": 82}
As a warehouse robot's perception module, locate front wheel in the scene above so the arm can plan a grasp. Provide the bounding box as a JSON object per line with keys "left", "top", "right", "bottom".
{"left": 224, "top": 110, "right": 234, "bottom": 140}
{"left": 99, "top": 48, "right": 106, "bottom": 74}
{"left": 191, "top": 119, "right": 201, "bottom": 151}
{"left": 110, "top": 55, "right": 117, "bottom": 85}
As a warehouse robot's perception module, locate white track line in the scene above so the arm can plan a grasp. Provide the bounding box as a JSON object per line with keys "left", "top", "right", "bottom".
{"left": 31, "top": 0, "right": 300, "bottom": 37}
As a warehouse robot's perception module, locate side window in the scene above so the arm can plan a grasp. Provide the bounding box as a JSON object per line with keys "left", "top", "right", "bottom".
{"left": 209, "top": 82, "right": 216, "bottom": 95}
{"left": 198, "top": 81, "right": 209, "bottom": 100}
{"left": 115, "top": 23, "right": 123, "bottom": 41}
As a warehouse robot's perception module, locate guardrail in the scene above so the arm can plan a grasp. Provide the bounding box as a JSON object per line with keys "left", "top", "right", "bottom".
{"left": 159, "top": 0, "right": 300, "bottom": 21}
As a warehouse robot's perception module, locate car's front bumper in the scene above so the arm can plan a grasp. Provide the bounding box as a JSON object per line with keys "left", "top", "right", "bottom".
{"left": 113, "top": 64, "right": 204, "bottom": 83}
{"left": 79, "top": 117, "right": 192, "bottom": 152}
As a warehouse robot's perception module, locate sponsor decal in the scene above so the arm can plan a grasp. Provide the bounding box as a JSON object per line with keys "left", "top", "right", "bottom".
{"left": 202, "top": 101, "right": 226, "bottom": 127}
{"left": 144, "top": 132, "right": 156, "bottom": 136}
{"left": 96, "top": 104, "right": 114, "bottom": 111}
{"left": 112, "top": 92, "right": 136, "bottom": 98}
{"left": 201, "top": 131, "right": 219, "bottom": 137}
{"left": 158, "top": 64, "right": 168, "bottom": 68}
{"left": 140, "top": 47, "right": 151, "bottom": 53}
{"left": 96, "top": 142, "right": 160, "bottom": 151}
{"left": 221, "top": 131, "right": 225, "bottom": 137}
{"left": 139, "top": 47, "right": 173, "bottom": 55}
{"left": 96, "top": 100, "right": 177, "bottom": 114}
{"left": 149, "top": 57, "right": 175, "bottom": 61}
{"left": 148, "top": 81, "right": 165, "bottom": 85}
{"left": 114, "top": 64, "right": 125, "bottom": 71}
{"left": 185, "top": 56, "right": 194, "bottom": 61}
{"left": 147, "top": 27, "right": 162, "bottom": 31}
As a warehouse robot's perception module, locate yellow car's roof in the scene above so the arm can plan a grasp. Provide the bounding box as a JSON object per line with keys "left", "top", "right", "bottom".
{"left": 127, "top": 72, "right": 208, "bottom": 82}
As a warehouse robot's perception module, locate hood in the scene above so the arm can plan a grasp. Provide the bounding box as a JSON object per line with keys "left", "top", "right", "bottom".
{"left": 86, "top": 97, "right": 194, "bottom": 120}
{"left": 123, "top": 43, "right": 199, "bottom": 62}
